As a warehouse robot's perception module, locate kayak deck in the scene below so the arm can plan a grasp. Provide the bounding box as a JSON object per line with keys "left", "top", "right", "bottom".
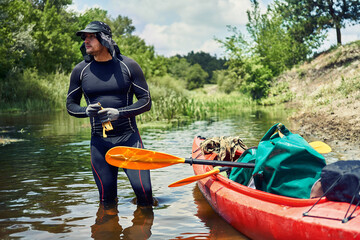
{"left": 192, "top": 136, "right": 360, "bottom": 240}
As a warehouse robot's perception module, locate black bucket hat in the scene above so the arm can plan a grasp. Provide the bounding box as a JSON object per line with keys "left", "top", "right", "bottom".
{"left": 76, "top": 21, "right": 112, "bottom": 37}
{"left": 77, "top": 21, "right": 121, "bottom": 61}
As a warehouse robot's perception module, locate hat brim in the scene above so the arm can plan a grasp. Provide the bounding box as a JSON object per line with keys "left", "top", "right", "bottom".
{"left": 76, "top": 29, "right": 99, "bottom": 36}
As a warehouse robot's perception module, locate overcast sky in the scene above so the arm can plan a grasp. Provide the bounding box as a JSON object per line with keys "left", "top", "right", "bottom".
{"left": 68, "top": 0, "right": 360, "bottom": 57}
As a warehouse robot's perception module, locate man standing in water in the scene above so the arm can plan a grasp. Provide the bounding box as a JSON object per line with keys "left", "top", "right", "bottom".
{"left": 66, "top": 21, "right": 154, "bottom": 212}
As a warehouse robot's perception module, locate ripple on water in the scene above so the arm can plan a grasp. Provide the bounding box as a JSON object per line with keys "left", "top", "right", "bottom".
{"left": 1, "top": 110, "right": 323, "bottom": 239}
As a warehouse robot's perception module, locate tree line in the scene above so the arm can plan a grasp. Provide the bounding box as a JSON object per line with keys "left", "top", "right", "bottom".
{"left": 0, "top": 0, "right": 226, "bottom": 109}
{"left": 0, "top": 0, "right": 359, "bottom": 110}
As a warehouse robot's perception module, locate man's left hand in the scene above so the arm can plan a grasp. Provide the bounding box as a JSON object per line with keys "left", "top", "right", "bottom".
{"left": 98, "top": 108, "right": 120, "bottom": 122}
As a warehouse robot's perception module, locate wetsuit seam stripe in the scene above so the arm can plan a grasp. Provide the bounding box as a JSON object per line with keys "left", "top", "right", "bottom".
{"left": 67, "top": 86, "right": 81, "bottom": 98}
{"left": 137, "top": 131, "right": 144, "bottom": 148}
{"left": 119, "top": 60, "right": 132, "bottom": 78}
{"left": 67, "top": 87, "right": 87, "bottom": 115}
{"left": 118, "top": 99, "right": 150, "bottom": 112}
{"left": 80, "top": 62, "right": 93, "bottom": 125}
{"left": 132, "top": 82, "right": 149, "bottom": 93}
{"left": 66, "top": 61, "right": 92, "bottom": 116}
{"left": 136, "top": 134, "right": 149, "bottom": 205}
{"left": 126, "top": 84, "right": 136, "bottom": 132}
{"left": 91, "top": 157, "right": 104, "bottom": 202}
{"left": 80, "top": 61, "right": 93, "bottom": 81}
{"left": 82, "top": 91, "right": 95, "bottom": 129}
{"left": 67, "top": 109, "right": 85, "bottom": 115}
{"left": 128, "top": 118, "right": 135, "bottom": 132}
{"left": 138, "top": 170, "right": 150, "bottom": 205}
{"left": 118, "top": 89, "right": 150, "bottom": 113}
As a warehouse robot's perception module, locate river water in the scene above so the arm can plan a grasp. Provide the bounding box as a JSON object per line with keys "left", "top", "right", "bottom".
{"left": 0, "top": 108, "right": 339, "bottom": 239}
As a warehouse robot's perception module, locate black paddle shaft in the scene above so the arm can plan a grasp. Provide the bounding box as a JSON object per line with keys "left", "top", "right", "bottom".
{"left": 184, "top": 158, "right": 255, "bottom": 168}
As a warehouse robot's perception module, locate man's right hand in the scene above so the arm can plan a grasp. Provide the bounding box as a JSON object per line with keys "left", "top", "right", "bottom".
{"left": 86, "top": 103, "right": 102, "bottom": 117}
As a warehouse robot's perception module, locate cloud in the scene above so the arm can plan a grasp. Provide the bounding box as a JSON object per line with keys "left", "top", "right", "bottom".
{"left": 139, "top": 22, "right": 225, "bottom": 56}
{"left": 109, "top": 0, "right": 250, "bottom": 26}
{"left": 106, "top": 0, "right": 253, "bottom": 56}
{"left": 66, "top": 1, "right": 102, "bottom": 14}
{"left": 69, "top": 0, "right": 254, "bottom": 56}
{"left": 69, "top": 0, "right": 360, "bottom": 57}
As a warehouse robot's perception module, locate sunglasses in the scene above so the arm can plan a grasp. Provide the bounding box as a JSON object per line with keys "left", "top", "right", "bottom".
{"left": 80, "top": 33, "right": 97, "bottom": 41}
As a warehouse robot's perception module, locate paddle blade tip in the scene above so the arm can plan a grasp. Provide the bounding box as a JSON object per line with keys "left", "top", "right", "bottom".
{"left": 168, "top": 181, "right": 192, "bottom": 188}
{"left": 310, "top": 141, "right": 332, "bottom": 154}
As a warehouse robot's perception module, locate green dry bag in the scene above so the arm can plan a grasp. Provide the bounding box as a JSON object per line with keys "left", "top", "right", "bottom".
{"left": 231, "top": 123, "right": 326, "bottom": 199}
{"left": 229, "top": 147, "right": 257, "bottom": 186}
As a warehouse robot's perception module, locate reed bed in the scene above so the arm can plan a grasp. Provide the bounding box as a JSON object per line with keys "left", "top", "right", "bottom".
{"left": 138, "top": 90, "right": 254, "bottom": 124}
{"left": 1, "top": 71, "right": 255, "bottom": 126}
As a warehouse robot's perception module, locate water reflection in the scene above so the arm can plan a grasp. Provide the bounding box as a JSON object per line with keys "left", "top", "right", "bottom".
{"left": 192, "top": 186, "right": 248, "bottom": 240}
{"left": 91, "top": 204, "right": 154, "bottom": 240}
{"left": 1, "top": 106, "right": 342, "bottom": 239}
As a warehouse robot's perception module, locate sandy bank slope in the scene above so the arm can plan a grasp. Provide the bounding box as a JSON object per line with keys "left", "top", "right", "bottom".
{"left": 278, "top": 41, "right": 360, "bottom": 159}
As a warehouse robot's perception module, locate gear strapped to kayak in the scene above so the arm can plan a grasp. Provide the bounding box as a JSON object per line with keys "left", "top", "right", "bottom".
{"left": 229, "top": 123, "right": 326, "bottom": 199}
{"left": 304, "top": 160, "right": 360, "bottom": 223}
{"left": 199, "top": 136, "right": 248, "bottom": 161}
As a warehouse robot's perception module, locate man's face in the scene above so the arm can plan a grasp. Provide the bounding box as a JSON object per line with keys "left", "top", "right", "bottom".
{"left": 81, "top": 33, "right": 105, "bottom": 56}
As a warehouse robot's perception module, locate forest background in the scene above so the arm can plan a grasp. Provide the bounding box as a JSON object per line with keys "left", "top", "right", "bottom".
{"left": 1, "top": 0, "right": 359, "bottom": 127}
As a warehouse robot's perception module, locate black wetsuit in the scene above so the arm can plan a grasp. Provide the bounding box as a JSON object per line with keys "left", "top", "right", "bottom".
{"left": 66, "top": 55, "right": 153, "bottom": 207}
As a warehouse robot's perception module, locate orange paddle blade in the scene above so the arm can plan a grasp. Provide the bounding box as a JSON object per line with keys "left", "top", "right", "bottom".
{"left": 168, "top": 168, "right": 221, "bottom": 187}
{"left": 105, "top": 146, "right": 186, "bottom": 170}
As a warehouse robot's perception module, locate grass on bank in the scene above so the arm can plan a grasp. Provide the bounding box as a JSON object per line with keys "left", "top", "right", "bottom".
{"left": 0, "top": 71, "right": 256, "bottom": 125}
{"left": 260, "top": 41, "right": 360, "bottom": 109}
{"left": 0, "top": 69, "right": 69, "bottom": 112}
{"left": 141, "top": 76, "right": 255, "bottom": 125}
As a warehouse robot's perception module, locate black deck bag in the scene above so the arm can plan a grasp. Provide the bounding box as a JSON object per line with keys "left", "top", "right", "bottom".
{"left": 304, "top": 160, "right": 360, "bottom": 223}
{"left": 320, "top": 160, "right": 360, "bottom": 203}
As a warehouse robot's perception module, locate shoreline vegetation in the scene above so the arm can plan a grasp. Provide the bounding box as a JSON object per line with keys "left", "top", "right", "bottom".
{"left": 1, "top": 42, "right": 359, "bottom": 139}
{"left": 2, "top": 42, "right": 359, "bottom": 161}
{"left": 2, "top": 1, "right": 359, "bottom": 154}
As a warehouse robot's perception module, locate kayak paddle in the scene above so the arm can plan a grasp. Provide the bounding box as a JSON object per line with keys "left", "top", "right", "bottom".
{"left": 168, "top": 141, "right": 332, "bottom": 187}
{"left": 168, "top": 167, "right": 230, "bottom": 187}
{"left": 105, "top": 141, "right": 331, "bottom": 170}
{"left": 105, "top": 147, "right": 255, "bottom": 170}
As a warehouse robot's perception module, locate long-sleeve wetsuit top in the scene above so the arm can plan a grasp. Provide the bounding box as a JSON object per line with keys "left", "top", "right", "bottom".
{"left": 66, "top": 55, "right": 151, "bottom": 136}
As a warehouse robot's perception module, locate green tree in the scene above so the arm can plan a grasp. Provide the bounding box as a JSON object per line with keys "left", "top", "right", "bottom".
{"left": 179, "top": 51, "right": 227, "bottom": 83}
{"left": 167, "top": 57, "right": 208, "bottom": 90}
{"left": 32, "top": 0, "right": 79, "bottom": 72}
{"left": 111, "top": 15, "right": 135, "bottom": 37}
{"left": 281, "top": 0, "right": 360, "bottom": 45}
{"left": 274, "top": 0, "right": 326, "bottom": 50}
{"left": 217, "top": 3, "right": 282, "bottom": 99}
{"left": 185, "top": 63, "right": 208, "bottom": 90}
{"left": 216, "top": 26, "right": 251, "bottom": 94}
{"left": 0, "top": 0, "right": 34, "bottom": 78}
{"left": 29, "top": 0, "right": 72, "bottom": 10}
{"left": 247, "top": 0, "right": 325, "bottom": 76}
{"left": 168, "top": 57, "right": 191, "bottom": 79}
{"left": 216, "top": 33, "right": 273, "bottom": 99}
{"left": 77, "top": 8, "right": 110, "bottom": 31}
{"left": 216, "top": 0, "right": 330, "bottom": 99}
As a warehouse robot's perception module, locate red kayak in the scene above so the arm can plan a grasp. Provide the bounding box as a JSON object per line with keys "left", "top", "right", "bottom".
{"left": 192, "top": 136, "right": 360, "bottom": 240}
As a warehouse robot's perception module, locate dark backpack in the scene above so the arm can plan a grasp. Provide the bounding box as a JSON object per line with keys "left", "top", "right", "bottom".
{"left": 304, "top": 160, "right": 360, "bottom": 223}
{"left": 320, "top": 160, "right": 360, "bottom": 203}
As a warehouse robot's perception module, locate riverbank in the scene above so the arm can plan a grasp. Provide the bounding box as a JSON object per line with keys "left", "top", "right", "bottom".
{"left": 277, "top": 41, "right": 360, "bottom": 159}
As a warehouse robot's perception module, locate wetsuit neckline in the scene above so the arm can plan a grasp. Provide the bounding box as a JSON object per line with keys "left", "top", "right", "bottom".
{"left": 94, "top": 58, "right": 115, "bottom": 64}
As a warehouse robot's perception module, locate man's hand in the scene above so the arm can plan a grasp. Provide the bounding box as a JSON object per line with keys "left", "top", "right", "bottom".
{"left": 98, "top": 108, "right": 120, "bottom": 122}
{"left": 86, "top": 103, "right": 102, "bottom": 117}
